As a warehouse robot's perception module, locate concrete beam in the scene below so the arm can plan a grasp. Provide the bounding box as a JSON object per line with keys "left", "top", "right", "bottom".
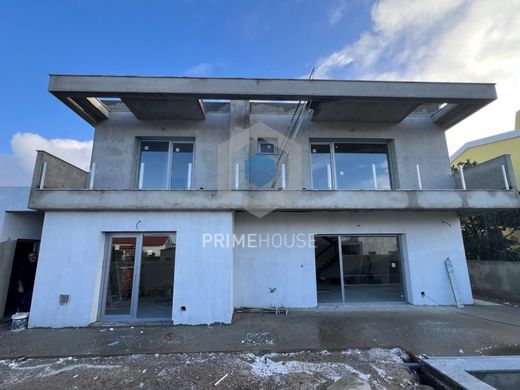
{"left": 28, "top": 189, "right": 520, "bottom": 214}
{"left": 49, "top": 75, "right": 497, "bottom": 103}
{"left": 432, "top": 103, "right": 484, "bottom": 128}
{"left": 60, "top": 97, "right": 109, "bottom": 126}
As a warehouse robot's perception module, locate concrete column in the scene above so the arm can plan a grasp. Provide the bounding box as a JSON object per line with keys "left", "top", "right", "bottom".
{"left": 0, "top": 239, "right": 17, "bottom": 317}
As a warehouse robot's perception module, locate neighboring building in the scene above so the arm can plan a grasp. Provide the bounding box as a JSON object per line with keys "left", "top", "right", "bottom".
{"left": 24, "top": 75, "right": 520, "bottom": 328}
{"left": 451, "top": 115, "right": 520, "bottom": 186}
{"left": 0, "top": 187, "right": 44, "bottom": 318}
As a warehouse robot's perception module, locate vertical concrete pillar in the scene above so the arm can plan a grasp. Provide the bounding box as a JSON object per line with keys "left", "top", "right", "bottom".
{"left": 0, "top": 239, "right": 17, "bottom": 317}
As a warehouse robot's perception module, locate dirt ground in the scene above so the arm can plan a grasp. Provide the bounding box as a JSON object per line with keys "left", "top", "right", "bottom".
{"left": 0, "top": 348, "right": 429, "bottom": 389}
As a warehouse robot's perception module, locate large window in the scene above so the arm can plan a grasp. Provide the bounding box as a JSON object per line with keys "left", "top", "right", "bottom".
{"left": 311, "top": 141, "right": 392, "bottom": 190}
{"left": 139, "top": 140, "right": 194, "bottom": 190}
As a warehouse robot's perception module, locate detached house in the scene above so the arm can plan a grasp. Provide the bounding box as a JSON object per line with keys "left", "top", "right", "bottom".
{"left": 26, "top": 75, "right": 520, "bottom": 327}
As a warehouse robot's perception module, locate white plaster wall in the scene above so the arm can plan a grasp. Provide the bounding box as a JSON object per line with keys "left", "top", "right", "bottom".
{"left": 234, "top": 211, "right": 472, "bottom": 308}
{"left": 1, "top": 212, "right": 43, "bottom": 241}
{"left": 0, "top": 187, "right": 42, "bottom": 242}
{"left": 29, "top": 211, "right": 234, "bottom": 328}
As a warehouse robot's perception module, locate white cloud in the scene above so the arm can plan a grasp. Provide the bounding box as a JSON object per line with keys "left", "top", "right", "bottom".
{"left": 0, "top": 133, "right": 92, "bottom": 186}
{"left": 314, "top": 0, "right": 520, "bottom": 154}
{"left": 328, "top": 0, "right": 349, "bottom": 27}
{"left": 185, "top": 63, "right": 214, "bottom": 76}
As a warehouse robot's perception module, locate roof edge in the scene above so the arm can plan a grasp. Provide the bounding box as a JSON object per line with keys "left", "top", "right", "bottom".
{"left": 450, "top": 129, "right": 520, "bottom": 161}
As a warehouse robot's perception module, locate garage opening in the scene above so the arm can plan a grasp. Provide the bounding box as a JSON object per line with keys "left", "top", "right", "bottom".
{"left": 315, "top": 235, "right": 405, "bottom": 304}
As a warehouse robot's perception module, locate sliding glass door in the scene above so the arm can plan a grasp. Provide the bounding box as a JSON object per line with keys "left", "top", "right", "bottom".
{"left": 310, "top": 141, "right": 392, "bottom": 190}
{"left": 315, "top": 235, "right": 405, "bottom": 304}
{"left": 102, "top": 233, "right": 176, "bottom": 321}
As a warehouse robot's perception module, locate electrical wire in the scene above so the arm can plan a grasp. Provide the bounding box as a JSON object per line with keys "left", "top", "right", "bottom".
{"left": 424, "top": 294, "right": 520, "bottom": 329}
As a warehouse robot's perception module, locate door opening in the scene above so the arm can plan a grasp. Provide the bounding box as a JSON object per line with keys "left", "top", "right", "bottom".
{"left": 3, "top": 240, "right": 40, "bottom": 318}
{"left": 101, "top": 233, "right": 176, "bottom": 321}
{"left": 315, "top": 235, "right": 405, "bottom": 304}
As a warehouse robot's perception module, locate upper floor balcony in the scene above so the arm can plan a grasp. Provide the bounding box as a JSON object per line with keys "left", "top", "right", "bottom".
{"left": 29, "top": 74, "right": 520, "bottom": 215}
{"left": 28, "top": 150, "right": 520, "bottom": 215}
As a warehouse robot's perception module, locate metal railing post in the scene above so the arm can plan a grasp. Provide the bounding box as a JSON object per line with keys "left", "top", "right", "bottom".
{"left": 39, "top": 162, "right": 47, "bottom": 190}
{"left": 459, "top": 164, "right": 466, "bottom": 190}
{"left": 416, "top": 164, "right": 423, "bottom": 190}
{"left": 372, "top": 163, "right": 378, "bottom": 190}
{"left": 326, "top": 163, "right": 332, "bottom": 190}
{"left": 281, "top": 163, "right": 286, "bottom": 190}
{"left": 89, "top": 162, "right": 96, "bottom": 190}
{"left": 186, "top": 163, "right": 192, "bottom": 190}
{"left": 501, "top": 165, "right": 510, "bottom": 190}
{"left": 138, "top": 162, "right": 145, "bottom": 190}
{"left": 234, "top": 163, "right": 240, "bottom": 190}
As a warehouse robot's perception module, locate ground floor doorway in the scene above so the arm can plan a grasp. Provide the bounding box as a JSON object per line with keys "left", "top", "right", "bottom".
{"left": 315, "top": 235, "right": 405, "bottom": 304}
{"left": 3, "top": 239, "right": 40, "bottom": 317}
{"left": 100, "top": 233, "right": 176, "bottom": 321}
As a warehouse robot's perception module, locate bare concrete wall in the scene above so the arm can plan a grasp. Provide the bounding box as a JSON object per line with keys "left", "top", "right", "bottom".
{"left": 467, "top": 260, "right": 520, "bottom": 301}
{"left": 91, "top": 112, "right": 229, "bottom": 190}
{"left": 31, "top": 151, "right": 89, "bottom": 190}
{"left": 90, "top": 107, "right": 454, "bottom": 191}
{"left": 453, "top": 154, "right": 517, "bottom": 190}
{"left": 250, "top": 113, "right": 454, "bottom": 190}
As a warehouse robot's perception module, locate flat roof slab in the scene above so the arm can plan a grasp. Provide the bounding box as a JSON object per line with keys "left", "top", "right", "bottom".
{"left": 48, "top": 75, "right": 497, "bottom": 127}
{"left": 311, "top": 100, "right": 420, "bottom": 122}
{"left": 122, "top": 97, "right": 205, "bottom": 120}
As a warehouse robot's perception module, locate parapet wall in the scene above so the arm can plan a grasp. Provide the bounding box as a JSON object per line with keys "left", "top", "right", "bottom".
{"left": 31, "top": 150, "right": 89, "bottom": 190}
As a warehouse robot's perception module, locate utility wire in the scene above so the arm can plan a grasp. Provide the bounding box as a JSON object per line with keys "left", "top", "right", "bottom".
{"left": 424, "top": 294, "right": 520, "bottom": 329}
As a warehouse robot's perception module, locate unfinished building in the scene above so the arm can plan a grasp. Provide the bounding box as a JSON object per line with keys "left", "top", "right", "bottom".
{"left": 24, "top": 75, "right": 520, "bottom": 327}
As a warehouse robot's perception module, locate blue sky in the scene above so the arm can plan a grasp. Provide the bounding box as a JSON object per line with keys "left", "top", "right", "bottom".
{"left": 0, "top": 0, "right": 372, "bottom": 151}
{"left": 1, "top": 0, "right": 519, "bottom": 185}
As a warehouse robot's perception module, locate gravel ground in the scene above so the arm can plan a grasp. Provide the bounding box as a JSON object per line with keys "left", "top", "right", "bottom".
{"left": 0, "top": 348, "right": 430, "bottom": 389}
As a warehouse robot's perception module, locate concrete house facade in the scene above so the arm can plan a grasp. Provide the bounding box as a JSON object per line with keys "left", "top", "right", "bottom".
{"left": 26, "top": 75, "right": 520, "bottom": 328}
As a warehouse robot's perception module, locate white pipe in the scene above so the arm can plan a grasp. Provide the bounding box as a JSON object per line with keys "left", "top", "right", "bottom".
{"left": 138, "top": 162, "right": 144, "bottom": 189}
{"left": 234, "top": 163, "right": 239, "bottom": 190}
{"left": 39, "top": 162, "right": 47, "bottom": 190}
{"left": 501, "top": 165, "right": 510, "bottom": 190}
{"left": 416, "top": 164, "right": 423, "bottom": 190}
{"left": 459, "top": 164, "right": 466, "bottom": 190}
{"left": 186, "top": 162, "right": 192, "bottom": 190}
{"left": 281, "top": 163, "right": 286, "bottom": 190}
{"left": 338, "top": 239, "right": 346, "bottom": 303}
{"left": 326, "top": 163, "right": 332, "bottom": 190}
{"left": 89, "top": 162, "right": 96, "bottom": 190}
{"left": 372, "top": 163, "right": 378, "bottom": 190}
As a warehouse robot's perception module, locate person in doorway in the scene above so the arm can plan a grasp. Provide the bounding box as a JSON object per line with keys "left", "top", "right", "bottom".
{"left": 16, "top": 252, "right": 38, "bottom": 312}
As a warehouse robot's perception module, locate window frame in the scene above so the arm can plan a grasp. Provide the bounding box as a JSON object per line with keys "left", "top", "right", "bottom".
{"left": 136, "top": 138, "right": 195, "bottom": 190}
{"left": 309, "top": 139, "right": 395, "bottom": 190}
{"left": 99, "top": 232, "right": 177, "bottom": 322}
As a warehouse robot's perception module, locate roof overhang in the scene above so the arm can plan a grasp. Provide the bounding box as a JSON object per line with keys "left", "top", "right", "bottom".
{"left": 49, "top": 75, "right": 497, "bottom": 127}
